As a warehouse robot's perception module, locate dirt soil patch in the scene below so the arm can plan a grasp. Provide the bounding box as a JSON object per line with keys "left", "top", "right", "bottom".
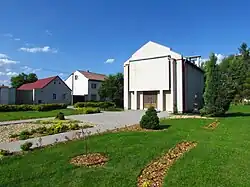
{"left": 204, "top": 120, "right": 219, "bottom": 129}
{"left": 137, "top": 141, "right": 197, "bottom": 187}
{"left": 70, "top": 153, "right": 108, "bottom": 167}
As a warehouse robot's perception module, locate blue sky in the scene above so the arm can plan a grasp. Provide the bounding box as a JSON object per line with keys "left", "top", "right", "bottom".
{"left": 0, "top": 0, "right": 250, "bottom": 85}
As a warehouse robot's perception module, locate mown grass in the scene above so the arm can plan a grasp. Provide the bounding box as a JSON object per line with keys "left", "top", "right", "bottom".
{"left": 0, "top": 105, "right": 250, "bottom": 186}
{"left": 0, "top": 109, "right": 87, "bottom": 122}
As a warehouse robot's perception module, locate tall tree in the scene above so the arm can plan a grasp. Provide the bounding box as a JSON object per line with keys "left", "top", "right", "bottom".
{"left": 11, "top": 73, "right": 38, "bottom": 88}
{"left": 98, "top": 73, "right": 124, "bottom": 107}
{"left": 201, "top": 53, "right": 223, "bottom": 116}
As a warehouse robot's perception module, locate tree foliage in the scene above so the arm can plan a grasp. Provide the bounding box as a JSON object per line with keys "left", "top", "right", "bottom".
{"left": 98, "top": 73, "right": 124, "bottom": 107}
{"left": 10, "top": 73, "right": 38, "bottom": 88}
{"left": 201, "top": 42, "right": 250, "bottom": 116}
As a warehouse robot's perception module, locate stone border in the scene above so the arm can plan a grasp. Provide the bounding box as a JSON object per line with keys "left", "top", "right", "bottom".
{"left": 137, "top": 141, "right": 197, "bottom": 187}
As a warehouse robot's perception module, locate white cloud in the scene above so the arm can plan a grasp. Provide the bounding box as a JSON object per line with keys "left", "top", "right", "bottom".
{"left": 0, "top": 72, "right": 5, "bottom": 76}
{"left": 6, "top": 72, "right": 18, "bottom": 76}
{"left": 215, "top": 53, "right": 225, "bottom": 63}
{"left": 5, "top": 68, "right": 11, "bottom": 72}
{"left": 45, "top": 30, "right": 52, "bottom": 36}
{"left": 105, "top": 58, "right": 115, "bottom": 64}
{"left": 3, "top": 33, "right": 13, "bottom": 38}
{"left": 21, "top": 66, "right": 41, "bottom": 73}
{"left": 0, "top": 79, "right": 9, "bottom": 85}
{"left": 14, "top": 38, "right": 20, "bottom": 41}
{"left": 0, "top": 53, "right": 8, "bottom": 59}
{"left": 19, "top": 46, "right": 58, "bottom": 53}
{"left": 0, "top": 58, "right": 19, "bottom": 66}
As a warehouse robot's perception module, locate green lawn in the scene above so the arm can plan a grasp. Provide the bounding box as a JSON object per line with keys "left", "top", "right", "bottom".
{"left": 1, "top": 105, "right": 250, "bottom": 186}
{"left": 0, "top": 109, "right": 86, "bottom": 122}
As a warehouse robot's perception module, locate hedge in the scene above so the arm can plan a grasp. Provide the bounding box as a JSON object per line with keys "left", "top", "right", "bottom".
{"left": 0, "top": 103, "right": 68, "bottom": 112}
{"left": 76, "top": 107, "right": 101, "bottom": 114}
{"left": 74, "top": 101, "right": 116, "bottom": 109}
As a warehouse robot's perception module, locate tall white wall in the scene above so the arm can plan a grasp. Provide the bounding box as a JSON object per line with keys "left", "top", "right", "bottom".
{"left": 124, "top": 63, "right": 129, "bottom": 109}
{"left": 65, "top": 71, "right": 88, "bottom": 96}
{"left": 176, "top": 61, "right": 183, "bottom": 112}
{"left": 129, "top": 57, "right": 170, "bottom": 91}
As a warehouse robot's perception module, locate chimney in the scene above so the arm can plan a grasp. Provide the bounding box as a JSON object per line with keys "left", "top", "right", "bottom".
{"left": 87, "top": 70, "right": 89, "bottom": 72}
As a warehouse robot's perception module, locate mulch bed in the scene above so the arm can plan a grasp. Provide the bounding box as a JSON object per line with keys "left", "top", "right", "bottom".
{"left": 137, "top": 141, "right": 197, "bottom": 187}
{"left": 204, "top": 120, "right": 219, "bottom": 130}
{"left": 108, "top": 124, "right": 164, "bottom": 133}
{"left": 70, "top": 153, "right": 108, "bottom": 167}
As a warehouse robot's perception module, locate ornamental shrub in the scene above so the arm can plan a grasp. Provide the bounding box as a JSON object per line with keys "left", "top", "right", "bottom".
{"left": 20, "top": 142, "right": 33, "bottom": 151}
{"left": 140, "top": 107, "right": 160, "bottom": 129}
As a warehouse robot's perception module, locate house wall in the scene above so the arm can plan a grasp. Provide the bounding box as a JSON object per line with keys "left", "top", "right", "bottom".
{"left": 16, "top": 90, "right": 33, "bottom": 104}
{"left": 34, "top": 77, "right": 71, "bottom": 104}
{"left": 88, "top": 80, "right": 102, "bottom": 101}
{"left": 8, "top": 88, "right": 16, "bottom": 104}
{"left": 0, "top": 88, "right": 9, "bottom": 104}
{"left": 65, "top": 71, "right": 88, "bottom": 96}
{"left": 185, "top": 62, "right": 204, "bottom": 112}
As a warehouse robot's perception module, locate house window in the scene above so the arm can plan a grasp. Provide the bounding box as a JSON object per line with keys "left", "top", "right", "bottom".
{"left": 62, "top": 93, "right": 66, "bottom": 100}
{"left": 59, "top": 82, "right": 61, "bottom": 84}
{"left": 91, "top": 83, "right": 97, "bottom": 89}
{"left": 53, "top": 93, "right": 57, "bottom": 100}
{"left": 91, "top": 94, "right": 97, "bottom": 101}
{"left": 38, "top": 100, "right": 42, "bottom": 104}
{"left": 75, "top": 75, "right": 78, "bottom": 80}
{"left": 54, "top": 81, "right": 56, "bottom": 84}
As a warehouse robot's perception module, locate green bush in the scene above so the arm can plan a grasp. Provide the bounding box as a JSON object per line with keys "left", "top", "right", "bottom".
{"left": 35, "top": 104, "right": 68, "bottom": 111}
{"left": 74, "top": 101, "right": 115, "bottom": 109}
{"left": 19, "top": 134, "right": 30, "bottom": 140}
{"left": 76, "top": 107, "right": 101, "bottom": 114}
{"left": 0, "top": 149, "right": 11, "bottom": 156}
{"left": 0, "top": 103, "right": 67, "bottom": 112}
{"left": 55, "top": 112, "right": 65, "bottom": 120}
{"left": 102, "top": 107, "right": 123, "bottom": 111}
{"left": 140, "top": 107, "right": 160, "bottom": 129}
{"left": 36, "top": 126, "right": 47, "bottom": 134}
{"left": 20, "top": 130, "right": 31, "bottom": 136}
{"left": 20, "top": 142, "right": 33, "bottom": 151}
{"left": 69, "top": 123, "right": 80, "bottom": 130}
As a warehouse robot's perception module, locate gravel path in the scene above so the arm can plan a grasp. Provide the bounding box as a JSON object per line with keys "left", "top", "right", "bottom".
{"left": 0, "top": 110, "right": 170, "bottom": 152}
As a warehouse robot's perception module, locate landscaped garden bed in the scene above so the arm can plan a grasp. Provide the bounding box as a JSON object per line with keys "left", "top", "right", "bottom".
{"left": 0, "top": 119, "right": 94, "bottom": 143}
{"left": 70, "top": 153, "right": 108, "bottom": 167}
{"left": 137, "top": 141, "right": 197, "bottom": 187}
{"left": 203, "top": 120, "right": 219, "bottom": 129}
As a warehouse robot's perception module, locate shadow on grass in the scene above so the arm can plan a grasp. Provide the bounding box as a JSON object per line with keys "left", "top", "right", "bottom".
{"left": 158, "top": 124, "right": 171, "bottom": 130}
{"left": 223, "top": 112, "right": 250, "bottom": 118}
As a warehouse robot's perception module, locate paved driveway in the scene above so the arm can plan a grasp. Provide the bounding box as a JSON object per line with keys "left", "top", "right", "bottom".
{"left": 67, "top": 110, "right": 170, "bottom": 129}
{"left": 0, "top": 110, "right": 170, "bottom": 152}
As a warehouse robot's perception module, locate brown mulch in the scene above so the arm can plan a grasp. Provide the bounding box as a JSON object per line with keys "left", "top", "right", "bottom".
{"left": 204, "top": 120, "right": 219, "bottom": 129}
{"left": 108, "top": 124, "right": 164, "bottom": 133}
{"left": 137, "top": 141, "right": 197, "bottom": 187}
{"left": 70, "top": 153, "right": 108, "bottom": 167}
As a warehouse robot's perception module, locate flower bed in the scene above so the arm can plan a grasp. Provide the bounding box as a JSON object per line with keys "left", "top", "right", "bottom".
{"left": 137, "top": 141, "right": 197, "bottom": 187}
{"left": 70, "top": 153, "right": 108, "bottom": 167}
{"left": 0, "top": 119, "right": 94, "bottom": 143}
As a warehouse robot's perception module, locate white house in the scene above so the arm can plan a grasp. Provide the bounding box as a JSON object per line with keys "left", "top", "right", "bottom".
{"left": 17, "top": 76, "right": 71, "bottom": 104}
{"left": 124, "top": 41, "right": 204, "bottom": 113}
{"left": 65, "top": 70, "right": 106, "bottom": 103}
{"left": 0, "top": 85, "right": 16, "bottom": 104}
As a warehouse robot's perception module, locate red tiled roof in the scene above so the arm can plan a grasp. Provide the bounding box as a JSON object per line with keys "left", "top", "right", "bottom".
{"left": 79, "top": 70, "right": 106, "bottom": 81}
{"left": 17, "top": 76, "right": 57, "bottom": 90}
